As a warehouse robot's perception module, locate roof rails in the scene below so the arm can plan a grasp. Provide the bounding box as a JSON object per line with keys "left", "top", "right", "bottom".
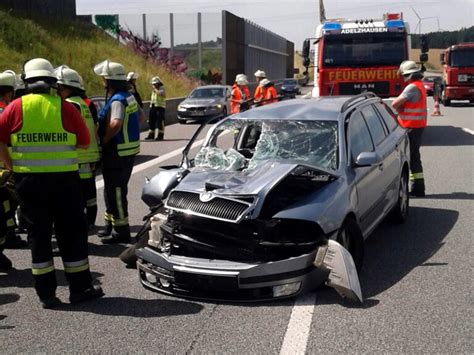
{"left": 340, "top": 92, "right": 378, "bottom": 113}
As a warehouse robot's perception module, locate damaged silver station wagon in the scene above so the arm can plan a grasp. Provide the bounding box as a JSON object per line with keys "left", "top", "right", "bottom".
{"left": 136, "top": 92, "right": 410, "bottom": 303}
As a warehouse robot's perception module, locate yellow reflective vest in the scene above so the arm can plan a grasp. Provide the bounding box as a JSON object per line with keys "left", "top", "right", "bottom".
{"left": 11, "top": 94, "right": 78, "bottom": 173}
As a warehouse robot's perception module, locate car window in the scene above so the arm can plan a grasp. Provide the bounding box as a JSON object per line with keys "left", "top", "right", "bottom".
{"left": 361, "top": 105, "right": 387, "bottom": 146}
{"left": 374, "top": 102, "right": 398, "bottom": 132}
{"left": 349, "top": 112, "right": 374, "bottom": 161}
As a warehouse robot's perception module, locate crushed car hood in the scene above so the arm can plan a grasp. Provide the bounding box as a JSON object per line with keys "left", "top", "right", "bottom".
{"left": 174, "top": 161, "right": 336, "bottom": 196}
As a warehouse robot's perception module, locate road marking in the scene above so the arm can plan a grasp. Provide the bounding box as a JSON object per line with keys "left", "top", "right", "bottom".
{"left": 96, "top": 137, "right": 206, "bottom": 189}
{"left": 462, "top": 128, "right": 474, "bottom": 135}
{"left": 280, "top": 293, "right": 317, "bottom": 355}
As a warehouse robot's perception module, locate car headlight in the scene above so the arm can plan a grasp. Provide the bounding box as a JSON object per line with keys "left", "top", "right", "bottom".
{"left": 178, "top": 105, "right": 187, "bottom": 112}
{"left": 458, "top": 74, "right": 468, "bottom": 82}
{"left": 213, "top": 104, "right": 223, "bottom": 110}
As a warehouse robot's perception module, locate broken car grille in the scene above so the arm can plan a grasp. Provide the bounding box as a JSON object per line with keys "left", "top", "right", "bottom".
{"left": 166, "top": 191, "right": 251, "bottom": 222}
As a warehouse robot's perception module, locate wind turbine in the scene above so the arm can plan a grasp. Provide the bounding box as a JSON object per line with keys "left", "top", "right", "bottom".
{"left": 411, "top": 6, "right": 441, "bottom": 33}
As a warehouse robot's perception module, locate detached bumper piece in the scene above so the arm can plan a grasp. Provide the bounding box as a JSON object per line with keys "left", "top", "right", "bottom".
{"left": 136, "top": 239, "right": 363, "bottom": 302}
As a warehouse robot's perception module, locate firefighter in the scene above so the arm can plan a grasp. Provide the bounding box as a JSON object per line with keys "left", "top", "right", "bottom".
{"left": 0, "top": 58, "right": 104, "bottom": 308}
{"left": 392, "top": 60, "right": 427, "bottom": 197}
{"left": 94, "top": 60, "right": 144, "bottom": 243}
{"left": 146, "top": 76, "right": 166, "bottom": 141}
{"left": 0, "top": 70, "right": 16, "bottom": 270}
{"left": 0, "top": 70, "right": 27, "bottom": 250}
{"left": 127, "top": 71, "right": 143, "bottom": 108}
{"left": 259, "top": 78, "right": 278, "bottom": 105}
{"left": 230, "top": 74, "right": 251, "bottom": 114}
{"left": 253, "top": 70, "right": 266, "bottom": 104}
{"left": 55, "top": 65, "right": 100, "bottom": 230}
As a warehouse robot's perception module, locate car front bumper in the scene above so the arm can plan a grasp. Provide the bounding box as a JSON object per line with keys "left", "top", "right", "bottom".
{"left": 177, "top": 111, "right": 225, "bottom": 122}
{"left": 136, "top": 247, "right": 328, "bottom": 301}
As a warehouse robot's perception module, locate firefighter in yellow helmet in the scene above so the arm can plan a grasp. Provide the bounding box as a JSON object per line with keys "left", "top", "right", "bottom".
{"left": 0, "top": 58, "right": 104, "bottom": 308}
{"left": 55, "top": 65, "right": 101, "bottom": 230}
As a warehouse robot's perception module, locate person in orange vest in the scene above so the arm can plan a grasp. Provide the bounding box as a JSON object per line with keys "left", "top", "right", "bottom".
{"left": 230, "top": 74, "right": 250, "bottom": 114}
{"left": 253, "top": 70, "right": 266, "bottom": 105}
{"left": 392, "top": 60, "right": 427, "bottom": 197}
{"left": 259, "top": 78, "right": 278, "bottom": 106}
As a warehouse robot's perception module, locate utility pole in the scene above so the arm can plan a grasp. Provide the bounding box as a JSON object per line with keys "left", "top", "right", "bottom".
{"left": 142, "top": 14, "right": 147, "bottom": 40}
{"left": 198, "top": 12, "right": 202, "bottom": 70}
{"left": 170, "top": 13, "right": 174, "bottom": 64}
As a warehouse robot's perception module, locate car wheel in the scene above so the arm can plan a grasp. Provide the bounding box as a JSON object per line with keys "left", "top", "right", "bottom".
{"left": 441, "top": 89, "right": 451, "bottom": 106}
{"left": 336, "top": 218, "right": 364, "bottom": 271}
{"left": 390, "top": 169, "right": 409, "bottom": 224}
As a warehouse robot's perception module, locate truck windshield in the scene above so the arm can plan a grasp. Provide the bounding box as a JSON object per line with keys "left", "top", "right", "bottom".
{"left": 449, "top": 49, "right": 474, "bottom": 67}
{"left": 322, "top": 34, "right": 406, "bottom": 67}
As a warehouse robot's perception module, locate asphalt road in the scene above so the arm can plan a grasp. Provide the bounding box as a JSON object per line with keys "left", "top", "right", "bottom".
{"left": 1, "top": 93, "right": 473, "bottom": 353}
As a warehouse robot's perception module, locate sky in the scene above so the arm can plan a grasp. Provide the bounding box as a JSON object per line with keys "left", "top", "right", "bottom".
{"left": 76, "top": 0, "right": 474, "bottom": 47}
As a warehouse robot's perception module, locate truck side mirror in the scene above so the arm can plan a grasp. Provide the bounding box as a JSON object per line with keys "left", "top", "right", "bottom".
{"left": 302, "top": 39, "right": 310, "bottom": 60}
{"left": 440, "top": 53, "right": 445, "bottom": 65}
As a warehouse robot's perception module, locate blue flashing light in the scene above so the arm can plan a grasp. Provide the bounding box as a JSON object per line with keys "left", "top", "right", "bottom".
{"left": 323, "top": 23, "right": 342, "bottom": 31}
{"left": 385, "top": 20, "right": 405, "bottom": 28}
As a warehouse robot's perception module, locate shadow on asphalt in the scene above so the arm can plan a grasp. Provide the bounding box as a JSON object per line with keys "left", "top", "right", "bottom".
{"left": 422, "top": 125, "right": 474, "bottom": 146}
{"left": 50, "top": 297, "right": 203, "bottom": 318}
{"left": 360, "top": 206, "right": 458, "bottom": 299}
{"left": 421, "top": 192, "right": 474, "bottom": 200}
{"left": 87, "top": 242, "right": 128, "bottom": 258}
{"left": 0, "top": 269, "right": 104, "bottom": 288}
{"left": 0, "top": 293, "right": 20, "bottom": 306}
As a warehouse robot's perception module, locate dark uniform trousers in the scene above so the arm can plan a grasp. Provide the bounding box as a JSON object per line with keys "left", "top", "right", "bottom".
{"left": 15, "top": 172, "right": 92, "bottom": 299}
{"left": 102, "top": 151, "right": 134, "bottom": 230}
{"left": 80, "top": 164, "right": 98, "bottom": 227}
{"left": 408, "top": 128, "right": 425, "bottom": 194}
{"left": 0, "top": 188, "right": 7, "bottom": 254}
{"left": 149, "top": 106, "right": 165, "bottom": 139}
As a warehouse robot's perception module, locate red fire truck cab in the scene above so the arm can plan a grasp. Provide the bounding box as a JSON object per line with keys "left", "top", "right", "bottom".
{"left": 440, "top": 43, "right": 474, "bottom": 106}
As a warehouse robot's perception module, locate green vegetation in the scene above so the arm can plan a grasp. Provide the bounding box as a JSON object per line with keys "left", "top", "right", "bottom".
{"left": 185, "top": 48, "right": 222, "bottom": 72}
{"left": 411, "top": 26, "right": 474, "bottom": 49}
{"left": 0, "top": 9, "right": 194, "bottom": 97}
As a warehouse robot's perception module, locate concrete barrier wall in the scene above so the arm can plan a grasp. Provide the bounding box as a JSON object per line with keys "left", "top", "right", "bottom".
{"left": 140, "top": 97, "right": 186, "bottom": 131}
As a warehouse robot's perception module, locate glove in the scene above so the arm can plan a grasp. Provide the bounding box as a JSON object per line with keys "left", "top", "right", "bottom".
{"left": 0, "top": 169, "right": 12, "bottom": 187}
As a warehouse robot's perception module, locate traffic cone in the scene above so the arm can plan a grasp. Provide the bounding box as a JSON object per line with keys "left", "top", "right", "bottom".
{"left": 431, "top": 97, "right": 443, "bottom": 116}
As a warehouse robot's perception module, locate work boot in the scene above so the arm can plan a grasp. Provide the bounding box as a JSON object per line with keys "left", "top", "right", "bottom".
{"left": 145, "top": 131, "right": 155, "bottom": 140}
{"left": 4, "top": 230, "right": 28, "bottom": 249}
{"left": 0, "top": 253, "right": 12, "bottom": 271}
{"left": 40, "top": 296, "right": 61, "bottom": 309}
{"left": 97, "top": 223, "right": 113, "bottom": 238}
{"left": 69, "top": 285, "right": 104, "bottom": 304}
{"left": 155, "top": 134, "right": 164, "bottom": 141}
{"left": 101, "top": 225, "right": 131, "bottom": 244}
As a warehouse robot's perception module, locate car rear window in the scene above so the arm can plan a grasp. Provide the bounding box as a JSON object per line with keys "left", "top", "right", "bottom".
{"left": 374, "top": 102, "right": 398, "bottom": 132}
{"left": 361, "top": 106, "right": 387, "bottom": 146}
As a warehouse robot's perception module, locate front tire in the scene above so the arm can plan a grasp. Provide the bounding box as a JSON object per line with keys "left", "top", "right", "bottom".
{"left": 336, "top": 218, "right": 364, "bottom": 271}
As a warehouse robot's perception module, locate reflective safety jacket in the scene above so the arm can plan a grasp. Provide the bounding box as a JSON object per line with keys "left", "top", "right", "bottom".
{"left": 230, "top": 84, "right": 250, "bottom": 114}
{"left": 262, "top": 86, "right": 278, "bottom": 105}
{"left": 397, "top": 80, "right": 428, "bottom": 129}
{"left": 150, "top": 88, "right": 166, "bottom": 108}
{"left": 254, "top": 85, "right": 264, "bottom": 102}
{"left": 11, "top": 94, "right": 78, "bottom": 173}
{"left": 99, "top": 91, "right": 140, "bottom": 157}
{"left": 66, "top": 96, "right": 100, "bottom": 165}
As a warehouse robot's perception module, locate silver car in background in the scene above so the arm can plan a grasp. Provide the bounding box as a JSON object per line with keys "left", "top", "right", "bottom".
{"left": 177, "top": 85, "right": 232, "bottom": 124}
{"left": 137, "top": 93, "right": 410, "bottom": 303}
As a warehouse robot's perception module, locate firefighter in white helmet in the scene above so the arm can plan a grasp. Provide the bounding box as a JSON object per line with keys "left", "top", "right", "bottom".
{"left": 127, "top": 71, "right": 143, "bottom": 108}
{"left": 392, "top": 60, "right": 427, "bottom": 197}
{"left": 0, "top": 58, "right": 104, "bottom": 307}
{"left": 56, "top": 65, "right": 101, "bottom": 230}
{"left": 146, "top": 76, "right": 166, "bottom": 141}
{"left": 231, "top": 74, "right": 250, "bottom": 114}
{"left": 94, "top": 60, "right": 144, "bottom": 243}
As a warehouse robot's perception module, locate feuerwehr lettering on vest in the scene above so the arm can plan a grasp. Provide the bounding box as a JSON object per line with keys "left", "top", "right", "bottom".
{"left": 17, "top": 132, "right": 68, "bottom": 143}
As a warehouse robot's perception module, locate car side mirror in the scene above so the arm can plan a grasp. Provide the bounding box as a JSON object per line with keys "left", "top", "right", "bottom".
{"left": 354, "top": 152, "right": 382, "bottom": 167}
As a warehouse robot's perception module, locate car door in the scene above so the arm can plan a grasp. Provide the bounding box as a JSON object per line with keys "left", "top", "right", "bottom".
{"left": 347, "top": 111, "right": 383, "bottom": 236}
{"left": 360, "top": 104, "right": 398, "bottom": 216}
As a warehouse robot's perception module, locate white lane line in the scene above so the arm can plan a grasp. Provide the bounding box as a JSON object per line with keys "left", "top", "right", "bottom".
{"left": 462, "top": 128, "right": 474, "bottom": 135}
{"left": 96, "top": 137, "right": 206, "bottom": 189}
{"left": 280, "top": 293, "right": 317, "bottom": 355}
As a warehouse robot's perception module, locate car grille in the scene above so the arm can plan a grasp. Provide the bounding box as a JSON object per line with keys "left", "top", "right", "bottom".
{"left": 166, "top": 191, "right": 251, "bottom": 222}
{"left": 339, "top": 82, "right": 389, "bottom": 96}
{"left": 186, "top": 107, "right": 207, "bottom": 112}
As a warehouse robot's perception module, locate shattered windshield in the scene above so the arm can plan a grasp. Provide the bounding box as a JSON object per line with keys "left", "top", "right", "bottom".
{"left": 194, "top": 119, "right": 339, "bottom": 171}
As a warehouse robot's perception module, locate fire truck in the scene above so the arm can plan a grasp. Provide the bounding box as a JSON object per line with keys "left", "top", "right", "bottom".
{"left": 303, "top": 13, "right": 410, "bottom": 98}
{"left": 440, "top": 42, "right": 474, "bottom": 106}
